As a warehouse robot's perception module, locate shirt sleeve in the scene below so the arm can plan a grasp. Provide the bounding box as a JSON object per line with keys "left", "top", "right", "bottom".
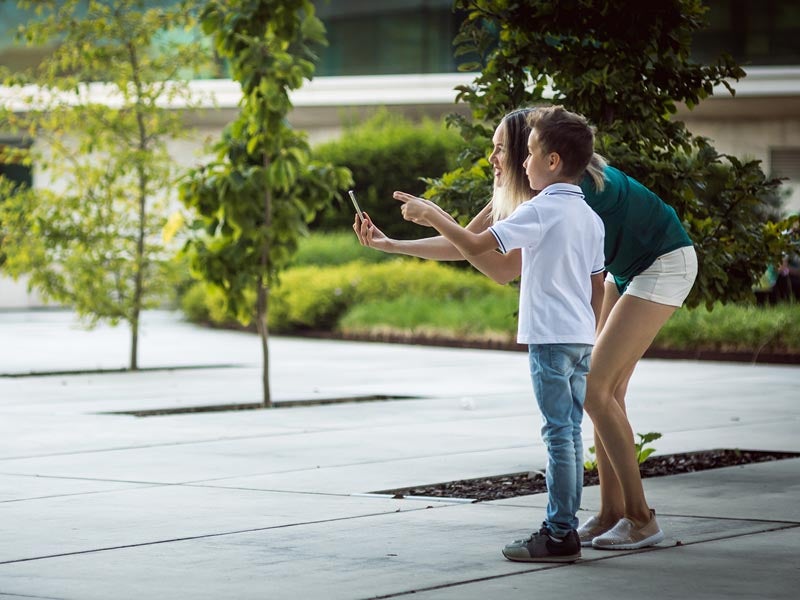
{"left": 488, "top": 202, "right": 542, "bottom": 255}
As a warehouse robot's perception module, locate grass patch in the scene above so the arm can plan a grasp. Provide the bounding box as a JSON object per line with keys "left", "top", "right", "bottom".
{"left": 339, "top": 294, "right": 518, "bottom": 342}
{"left": 656, "top": 302, "right": 800, "bottom": 352}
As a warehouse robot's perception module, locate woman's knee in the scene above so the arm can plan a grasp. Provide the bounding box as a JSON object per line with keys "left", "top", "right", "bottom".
{"left": 584, "top": 375, "right": 616, "bottom": 414}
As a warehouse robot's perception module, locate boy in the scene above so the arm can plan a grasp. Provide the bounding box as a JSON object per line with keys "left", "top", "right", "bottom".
{"left": 396, "top": 106, "right": 605, "bottom": 562}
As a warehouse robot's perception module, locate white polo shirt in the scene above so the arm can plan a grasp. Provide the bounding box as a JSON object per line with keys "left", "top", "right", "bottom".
{"left": 489, "top": 183, "right": 605, "bottom": 345}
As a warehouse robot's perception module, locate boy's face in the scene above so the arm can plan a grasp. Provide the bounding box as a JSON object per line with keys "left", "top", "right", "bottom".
{"left": 523, "top": 129, "right": 560, "bottom": 191}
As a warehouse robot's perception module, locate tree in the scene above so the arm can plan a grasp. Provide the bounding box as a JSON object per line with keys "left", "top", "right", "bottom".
{"left": 426, "top": 0, "right": 791, "bottom": 308}
{"left": 179, "top": 0, "right": 351, "bottom": 407}
{"left": 0, "top": 0, "right": 210, "bottom": 369}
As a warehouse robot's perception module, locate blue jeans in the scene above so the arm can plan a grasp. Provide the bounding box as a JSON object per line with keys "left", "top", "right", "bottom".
{"left": 528, "top": 343, "right": 592, "bottom": 538}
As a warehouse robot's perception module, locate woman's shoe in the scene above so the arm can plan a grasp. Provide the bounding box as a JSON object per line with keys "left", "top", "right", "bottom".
{"left": 591, "top": 509, "right": 665, "bottom": 550}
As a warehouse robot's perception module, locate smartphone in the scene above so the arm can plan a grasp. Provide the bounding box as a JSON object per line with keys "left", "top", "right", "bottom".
{"left": 348, "top": 190, "right": 364, "bottom": 220}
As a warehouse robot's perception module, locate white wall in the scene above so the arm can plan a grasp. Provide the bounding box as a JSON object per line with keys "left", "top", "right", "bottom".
{"left": 0, "top": 275, "right": 45, "bottom": 309}
{"left": 681, "top": 116, "right": 800, "bottom": 214}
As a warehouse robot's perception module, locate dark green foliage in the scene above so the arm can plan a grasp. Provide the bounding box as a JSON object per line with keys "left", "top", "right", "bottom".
{"left": 427, "top": 0, "right": 792, "bottom": 307}
{"left": 311, "top": 110, "right": 465, "bottom": 238}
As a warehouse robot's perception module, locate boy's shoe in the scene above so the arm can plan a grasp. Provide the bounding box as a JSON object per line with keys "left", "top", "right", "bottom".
{"left": 591, "top": 509, "right": 664, "bottom": 550}
{"left": 577, "top": 515, "right": 613, "bottom": 547}
{"left": 502, "top": 526, "right": 581, "bottom": 563}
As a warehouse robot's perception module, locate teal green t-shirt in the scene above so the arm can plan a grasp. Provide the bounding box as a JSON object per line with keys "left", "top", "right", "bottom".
{"left": 580, "top": 166, "right": 692, "bottom": 282}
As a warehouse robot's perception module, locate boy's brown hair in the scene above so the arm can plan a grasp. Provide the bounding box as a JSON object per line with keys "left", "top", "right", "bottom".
{"left": 526, "top": 106, "right": 595, "bottom": 181}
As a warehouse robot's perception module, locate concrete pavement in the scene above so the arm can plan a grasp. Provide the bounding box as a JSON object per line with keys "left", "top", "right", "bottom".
{"left": 0, "top": 310, "right": 798, "bottom": 599}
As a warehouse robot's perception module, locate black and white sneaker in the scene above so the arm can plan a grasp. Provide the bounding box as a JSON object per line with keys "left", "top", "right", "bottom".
{"left": 502, "top": 526, "right": 581, "bottom": 563}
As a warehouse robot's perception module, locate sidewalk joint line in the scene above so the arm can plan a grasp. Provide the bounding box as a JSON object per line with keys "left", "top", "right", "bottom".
{"left": 0, "top": 507, "right": 445, "bottom": 566}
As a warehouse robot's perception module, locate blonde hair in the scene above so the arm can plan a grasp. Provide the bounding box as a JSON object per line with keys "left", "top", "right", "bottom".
{"left": 490, "top": 108, "right": 537, "bottom": 223}
{"left": 586, "top": 152, "right": 607, "bottom": 193}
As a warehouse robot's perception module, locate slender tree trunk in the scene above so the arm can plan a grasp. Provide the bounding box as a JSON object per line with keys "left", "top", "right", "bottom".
{"left": 131, "top": 166, "right": 146, "bottom": 371}
{"left": 129, "top": 41, "right": 148, "bottom": 372}
{"left": 256, "top": 281, "right": 271, "bottom": 408}
{"left": 258, "top": 155, "right": 272, "bottom": 407}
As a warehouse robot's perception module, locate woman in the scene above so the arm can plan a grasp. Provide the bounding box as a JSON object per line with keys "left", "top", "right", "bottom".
{"left": 353, "top": 108, "right": 697, "bottom": 550}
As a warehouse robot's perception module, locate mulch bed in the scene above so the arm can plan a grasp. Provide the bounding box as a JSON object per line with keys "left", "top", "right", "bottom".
{"left": 375, "top": 449, "right": 800, "bottom": 502}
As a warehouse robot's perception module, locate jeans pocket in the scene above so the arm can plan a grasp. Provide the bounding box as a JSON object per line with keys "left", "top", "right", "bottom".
{"left": 545, "top": 345, "right": 575, "bottom": 377}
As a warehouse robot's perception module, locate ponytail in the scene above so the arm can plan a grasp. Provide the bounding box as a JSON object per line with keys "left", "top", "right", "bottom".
{"left": 586, "top": 153, "right": 607, "bottom": 192}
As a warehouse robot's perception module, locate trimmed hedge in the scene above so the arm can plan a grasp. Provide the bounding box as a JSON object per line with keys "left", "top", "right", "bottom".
{"left": 269, "top": 259, "right": 514, "bottom": 331}
{"left": 655, "top": 302, "right": 800, "bottom": 352}
{"left": 311, "top": 109, "right": 466, "bottom": 238}
{"left": 180, "top": 233, "right": 800, "bottom": 355}
{"left": 181, "top": 256, "right": 516, "bottom": 334}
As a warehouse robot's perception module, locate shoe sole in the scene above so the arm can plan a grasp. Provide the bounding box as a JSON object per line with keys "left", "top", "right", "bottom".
{"left": 502, "top": 551, "right": 581, "bottom": 563}
{"left": 591, "top": 530, "right": 665, "bottom": 550}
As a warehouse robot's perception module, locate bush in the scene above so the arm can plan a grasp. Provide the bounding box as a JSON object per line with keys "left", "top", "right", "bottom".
{"left": 181, "top": 255, "right": 516, "bottom": 334}
{"left": 268, "top": 259, "right": 512, "bottom": 332}
{"left": 311, "top": 109, "right": 466, "bottom": 238}
{"left": 290, "top": 231, "right": 397, "bottom": 267}
{"left": 655, "top": 303, "right": 800, "bottom": 352}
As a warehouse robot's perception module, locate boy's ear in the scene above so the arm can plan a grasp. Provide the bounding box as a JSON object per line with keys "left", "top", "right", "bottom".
{"left": 547, "top": 152, "right": 562, "bottom": 172}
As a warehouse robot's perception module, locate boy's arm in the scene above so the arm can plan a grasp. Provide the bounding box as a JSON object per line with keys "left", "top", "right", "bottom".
{"left": 396, "top": 192, "right": 520, "bottom": 284}
{"left": 397, "top": 194, "right": 499, "bottom": 256}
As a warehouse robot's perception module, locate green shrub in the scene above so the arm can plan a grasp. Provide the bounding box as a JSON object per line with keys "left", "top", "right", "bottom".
{"left": 181, "top": 251, "right": 800, "bottom": 356}
{"left": 311, "top": 109, "right": 466, "bottom": 238}
{"left": 180, "top": 281, "right": 210, "bottom": 323}
{"left": 267, "top": 259, "right": 513, "bottom": 332}
{"left": 180, "top": 280, "right": 254, "bottom": 326}
{"left": 655, "top": 303, "right": 800, "bottom": 352}
{"left": 290, "top": 231, "right": 397, "bottom": 267}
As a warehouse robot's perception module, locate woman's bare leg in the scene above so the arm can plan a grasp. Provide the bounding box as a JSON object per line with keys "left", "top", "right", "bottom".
{"left": 584, "top": 293, "right": 677, "bottom": 527}
{"left": 593, "top": 362, "right": 635, "bottom": 525}
{"left": 588, "top": 281, "right": 629, "bottom": 526}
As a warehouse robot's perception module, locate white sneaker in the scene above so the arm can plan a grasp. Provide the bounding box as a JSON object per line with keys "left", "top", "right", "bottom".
{"left": 591, "top": 509, "right": 665, "bottom": 550}
{"left": 577, "top": 515, "right": 613, "bottom": 547}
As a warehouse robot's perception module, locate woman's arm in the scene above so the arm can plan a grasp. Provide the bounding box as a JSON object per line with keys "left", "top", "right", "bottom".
{"left": 353, "top": 200, "right": 498, "bottom": 261}
{"left": 590, "top": 272, "right": 605, "bottom": 328}
{"left": 353, "top": 214, "right": 465, "bottom": 260}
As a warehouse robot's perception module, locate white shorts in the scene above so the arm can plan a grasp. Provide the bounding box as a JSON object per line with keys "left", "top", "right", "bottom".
{"left": 606, "top": 246, "right": 698, "bottom": 307}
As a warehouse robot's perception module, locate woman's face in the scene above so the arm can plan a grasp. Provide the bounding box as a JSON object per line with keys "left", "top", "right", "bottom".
{"left": 488, "top": 123, "right": 508, "bottom": 187}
